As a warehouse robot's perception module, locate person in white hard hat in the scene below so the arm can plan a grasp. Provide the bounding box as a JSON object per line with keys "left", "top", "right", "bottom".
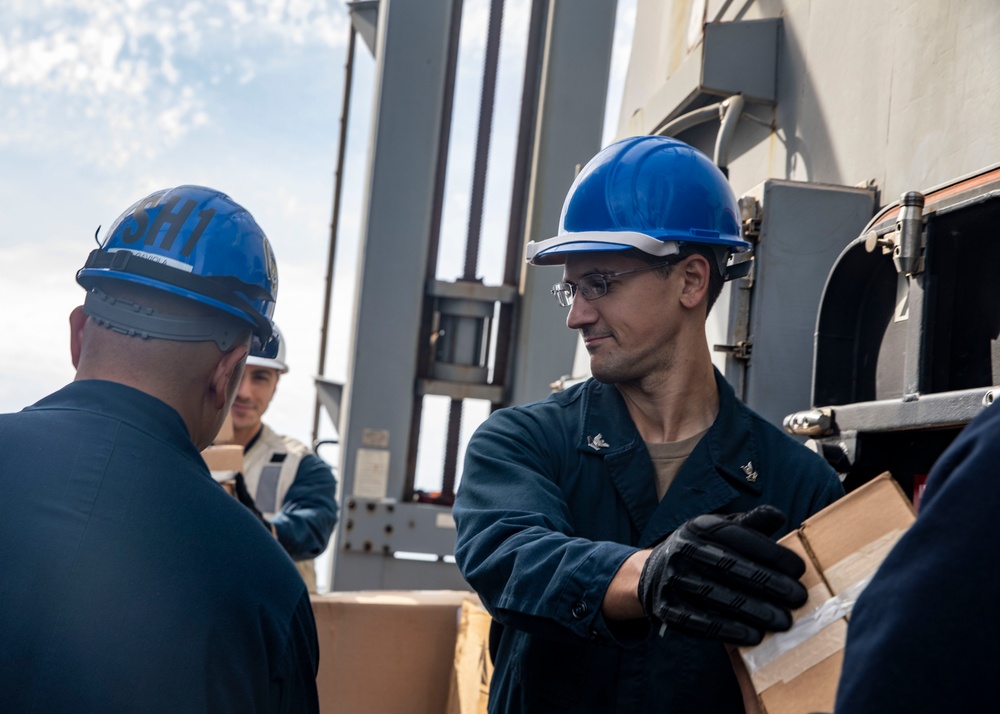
{"left": 229, "top": 324, "right": 339, "bottom": 593}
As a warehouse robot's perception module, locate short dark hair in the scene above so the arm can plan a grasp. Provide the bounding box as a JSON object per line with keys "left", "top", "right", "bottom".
{"left": 622, "top": 246, "right": 726, "bottom": 316}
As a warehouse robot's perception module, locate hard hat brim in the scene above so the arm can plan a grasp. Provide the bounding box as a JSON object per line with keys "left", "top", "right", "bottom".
{"left": 245, "top": 355, "right": 289, "bottom": 373}
{"left": 526, "top": 232, "right": 682, "bottom": 266}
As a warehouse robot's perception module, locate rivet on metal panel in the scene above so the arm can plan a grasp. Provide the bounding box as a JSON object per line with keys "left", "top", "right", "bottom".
{"left": 983, "top": 390, "right": 997, "bottom": 406}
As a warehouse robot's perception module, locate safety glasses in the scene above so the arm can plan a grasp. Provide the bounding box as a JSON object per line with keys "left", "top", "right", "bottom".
{"left": 550, "top": 260, "right": 677, "bottom": 307}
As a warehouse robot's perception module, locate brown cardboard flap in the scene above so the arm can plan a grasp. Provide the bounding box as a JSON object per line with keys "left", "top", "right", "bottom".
{"left": 311, "top": 590, "right": 480, "bottom": 714}
{"left": 749, "top": 617, "right": 847, "bottom": 691}
{"left": 201, "top": 444, "right": 244, "bottom": 472}
{"left": 732, "top": 471, "right": 916, "bottom": 714}
{"left": 740, "top": 533, "right": 838, "bottom": 692}
{"left": 800, "top": 472, "right": 916, "bottom": 595}
{"left": 446, "top": 599, "right": 493, "bottom": 714}
{"left": 759, "top": 651, "right": 843, "bottom": 714}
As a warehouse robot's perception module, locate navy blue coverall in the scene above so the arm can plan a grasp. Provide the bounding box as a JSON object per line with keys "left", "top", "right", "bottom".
{"left": 0, "top": 381, "right": 319, "bottom": 713}
{"left": 835, "top": 400, "right": 1000, "bottom": 712}
{"left": 454, "top": 370, "right": 843, "bottom": 713}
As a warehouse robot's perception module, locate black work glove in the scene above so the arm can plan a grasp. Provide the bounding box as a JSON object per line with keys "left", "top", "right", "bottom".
{"left": 232, "top": 472, "right": 273, "bottom": 533}
{"left": 637, "top": 505, "right": 807, "bottom": 646}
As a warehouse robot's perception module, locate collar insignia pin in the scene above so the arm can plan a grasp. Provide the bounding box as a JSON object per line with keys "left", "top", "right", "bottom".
{"left": 587, "top": 433, "right": 610, "bottom": 451}
{"left": 741, "top": 461, "right": 758, "bottom": 483}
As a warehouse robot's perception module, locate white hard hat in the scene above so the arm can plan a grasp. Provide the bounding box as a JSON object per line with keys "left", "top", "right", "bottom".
{"left": 246, "top": 323, "right": 289, "bottom": 373}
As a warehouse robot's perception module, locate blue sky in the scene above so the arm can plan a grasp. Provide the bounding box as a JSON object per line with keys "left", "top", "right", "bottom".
{"left": 1, "top": 0, "right": 364, "bottom": 445}
{"left": 0, "top": 0, "right": 634, "bottom": 462}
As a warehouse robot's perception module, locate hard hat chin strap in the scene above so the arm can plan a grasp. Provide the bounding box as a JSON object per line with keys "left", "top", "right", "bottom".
{"left": 83, "top": 288, "right": 246, "bottom": 352}
{"left": 723, "top": 251, "right": 754, "bottom": 281}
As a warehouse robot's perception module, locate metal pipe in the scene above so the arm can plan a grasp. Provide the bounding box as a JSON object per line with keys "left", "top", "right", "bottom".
{"left": 312, "top": 22, "right": 357, "bottom": 444}
{"left": 464, "top": 0, "right": 505, "bottom": 280}
{"left": 651, "top": 94, "right": 745, "bottom": 176}
{"left": 714, "top": 94, "right": 745, "bottom": 175}
{"left": 405, "top": 0, "right": 466, "bottom": 501}
{"left": 894, "top": 191, "right": 925, "bottom": 275}
{"left": 438, "top": 0, "right": 505, "bottom": 501}
{"left": 441, "top": 399, "right": 463, "bottom": 501}
{"left": 503, "top": 0, "right": 546, "bottom": 288}
{"left": 493, "top": 0, "right": 548, "bottom": 407}
{"left": 423, "top": 0, "right": 465, "bottom": 291}
{"left": 653, "top": 101, "right": 725, "bottom": 138}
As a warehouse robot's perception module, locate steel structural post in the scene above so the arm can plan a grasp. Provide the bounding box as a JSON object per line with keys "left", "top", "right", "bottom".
{"left": 509, "top": 0, "right": 619, "bottom": 407}
{"left": 332, "top": 0, "right": 465, "bottom": 591}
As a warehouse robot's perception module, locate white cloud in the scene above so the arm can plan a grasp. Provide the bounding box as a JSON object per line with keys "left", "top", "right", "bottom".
{"left": 0, "top": 239, "right": 90, "bottom": 412}
{"left": 0, "top": 0, "right": 349, "bottom": 168}
{"left": 0, "top": 0, "right": 354, "bottom": 444}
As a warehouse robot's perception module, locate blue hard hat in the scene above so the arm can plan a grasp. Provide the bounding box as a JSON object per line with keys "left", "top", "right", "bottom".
{"left": 526, "top": 135, "right": 750, "bottom": 270}
{"left": 77, "top": 185, "right": 279, "bottom": 357}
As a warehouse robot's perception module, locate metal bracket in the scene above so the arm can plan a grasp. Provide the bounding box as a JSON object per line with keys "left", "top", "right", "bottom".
{"left": 738, "top": 194, "right": 762, "bottom": 242}
{"left": 713, "top": 340, "right": 753, "bottom": 360}
{"left": 783, "top": 407, "right": 836, "bottom": 436}
{"left": 340, "top": 497, "right": 458, "bottom": 559}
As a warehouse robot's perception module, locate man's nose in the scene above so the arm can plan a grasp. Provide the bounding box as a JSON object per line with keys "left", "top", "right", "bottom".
{"left": 236, "top": 374, "right": 253, "bottom": 399}
{"left": 566, "top": 294, "right": 598, "bottom": 330}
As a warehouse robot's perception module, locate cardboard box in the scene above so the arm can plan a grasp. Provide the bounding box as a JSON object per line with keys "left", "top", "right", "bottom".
{"left": 733, "top": 472, "right": 916, "bottom": 714}
{"left": 311, "top": 590, "right": 480, "bottom": 714}
{"left": 201, "top": 444, "right": 242, "bottom": 497}
{"left": 215, "top": 411, "right": 235, "bottom": 443}
{"left": 446, "top": 599, "right": 493, "bottom": 714}
{"left": 201, "top": 444, "right": 244, "bottom": 473}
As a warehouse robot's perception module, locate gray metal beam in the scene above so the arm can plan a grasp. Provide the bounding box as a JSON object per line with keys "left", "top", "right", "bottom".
{"left": 821, "top": 386, "right": 998, "bottom": 434}
{"left": 347, "top": 0, "right": 380, "bottom": 55}
{"left": 332, "top": 0, "right": 463, "bottom": 591}
{"left": 510, "top": 0, "right": 619, "bottom": 406}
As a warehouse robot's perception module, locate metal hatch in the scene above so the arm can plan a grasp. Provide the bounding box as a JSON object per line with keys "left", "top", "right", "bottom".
{"left": 786, "top": 164, "right": 1000, "bottom": 498}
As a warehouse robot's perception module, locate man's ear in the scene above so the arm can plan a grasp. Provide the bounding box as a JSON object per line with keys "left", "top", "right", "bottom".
{"left": 210, "top": 343, "right": 250, "bottom": 411}
{"left": 69, "top": 306, "right": 88, "bottom": 369}
{"left": 678, "top": 254, "right": 711, "bottom": 310}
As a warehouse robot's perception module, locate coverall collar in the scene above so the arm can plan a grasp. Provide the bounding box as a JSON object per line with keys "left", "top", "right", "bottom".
{"left": 575, "top": 368, "right": 764, "bottom": 545}
{"left": 36, "top": 379, "right": 203, "bottom": 464}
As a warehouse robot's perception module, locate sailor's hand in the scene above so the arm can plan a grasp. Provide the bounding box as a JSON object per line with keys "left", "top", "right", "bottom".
{"left": 636, "top": 506, "right": 807, "bottom": 646}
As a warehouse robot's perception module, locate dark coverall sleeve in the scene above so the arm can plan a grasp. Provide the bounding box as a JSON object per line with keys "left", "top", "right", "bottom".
{"left": 453, "top": 408, "right": 639, "bottom": 645}
{"left": 268, "top": 588, "right": 321, "bottom": 714}
{"left": 272, "top": 454, "right": 339, "bottom": 560}
{"left": 834, "top": 403, "right": 1000, "bottom": 712}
